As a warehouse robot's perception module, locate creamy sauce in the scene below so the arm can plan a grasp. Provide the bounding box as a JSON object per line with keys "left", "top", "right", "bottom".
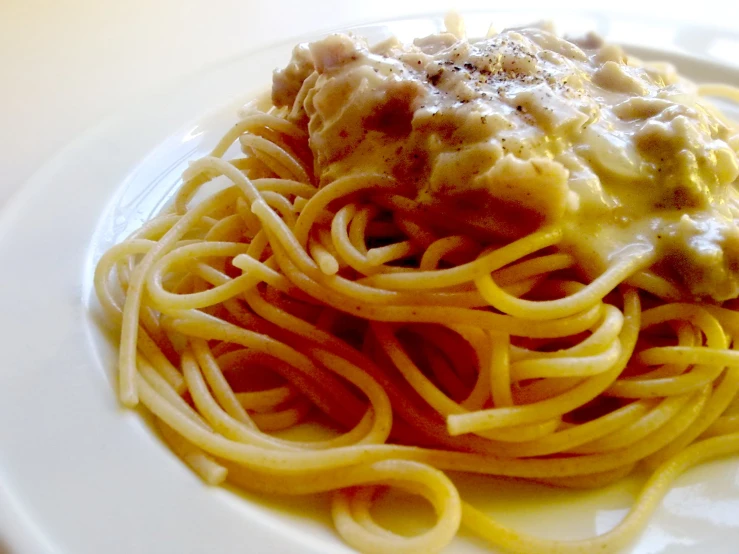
{"left": 273, "top": 24, "right": 739, "bottom": 301}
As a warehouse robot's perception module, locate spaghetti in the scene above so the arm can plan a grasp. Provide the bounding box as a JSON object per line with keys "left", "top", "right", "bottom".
{"left": 95, "top": 19, "right": 739, "bottom": 554}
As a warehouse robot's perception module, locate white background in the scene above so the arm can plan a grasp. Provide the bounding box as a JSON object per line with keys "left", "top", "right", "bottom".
{"left": 1, "top": 0, "right": 738, "bottom": 211}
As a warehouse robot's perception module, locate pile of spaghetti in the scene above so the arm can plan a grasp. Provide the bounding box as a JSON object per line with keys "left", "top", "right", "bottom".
{"left": 95, "top": 29, "right": 739, "bottom": 554}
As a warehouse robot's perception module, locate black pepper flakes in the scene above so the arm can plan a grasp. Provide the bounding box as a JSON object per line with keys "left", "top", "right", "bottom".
{"left": 429, "top": 71, "right": 444, "bottom": 86}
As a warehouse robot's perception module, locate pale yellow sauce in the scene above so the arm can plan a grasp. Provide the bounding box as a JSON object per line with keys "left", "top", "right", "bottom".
{"left": 273, "top": 24, "right": 739, "bottom": 300}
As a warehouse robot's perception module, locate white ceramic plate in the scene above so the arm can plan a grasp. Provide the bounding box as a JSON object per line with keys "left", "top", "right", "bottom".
{"left": 2, "top": 11, "right": 739, "bottom": 554}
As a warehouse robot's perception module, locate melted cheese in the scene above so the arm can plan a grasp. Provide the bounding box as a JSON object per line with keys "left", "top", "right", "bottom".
{"left": 273, "top": 24, "right": 739, "bottom": 301}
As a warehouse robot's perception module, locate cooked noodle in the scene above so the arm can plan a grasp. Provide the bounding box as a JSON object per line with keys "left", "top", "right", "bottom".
{"left": 94, "top": 19, "right": 739, "bottom": 554}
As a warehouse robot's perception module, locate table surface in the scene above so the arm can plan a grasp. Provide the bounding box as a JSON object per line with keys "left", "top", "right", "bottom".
{"left": 1, "top": 0, "right": 738, "bottom": 213}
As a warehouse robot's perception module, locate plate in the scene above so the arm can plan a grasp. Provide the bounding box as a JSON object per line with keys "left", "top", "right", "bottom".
{"left": 2, "top": 11, "right": 739, "bottom": 554}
